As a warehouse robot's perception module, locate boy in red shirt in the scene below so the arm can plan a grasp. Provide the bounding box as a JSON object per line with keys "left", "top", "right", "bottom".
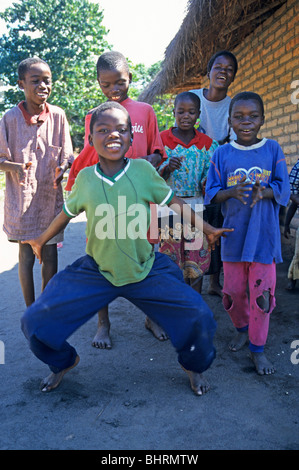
{"left": 66, "top": 51, "right": 166, "bottom": 348}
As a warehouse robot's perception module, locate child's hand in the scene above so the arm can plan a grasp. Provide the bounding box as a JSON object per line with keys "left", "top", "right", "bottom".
{"left": 21, "top": 239, "right": 43, "bottom": 264}
{"left": 54, "top": 166, "right": 64, "bottom": 189}
{"left": 231, "top": 175, "right": 252, "bottom": 204}
{"left": 168, "top": 156, "right": 183, "bottom": 172}
{"left": 17, "top": 162, "right": 32, "bottom": 185}
{"left": 206, "top": 227, "right": 234, "bottom": 251}
{"left": 250, "top": 179, "right": 265, "bottom": 208}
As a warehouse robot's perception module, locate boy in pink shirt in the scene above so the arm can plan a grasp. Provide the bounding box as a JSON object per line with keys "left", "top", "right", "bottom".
{"left": 65, "top": 51, "right": 166, "bottom": 348}
{"left": 0, "top": 57, "right": 73, "bottom": 307}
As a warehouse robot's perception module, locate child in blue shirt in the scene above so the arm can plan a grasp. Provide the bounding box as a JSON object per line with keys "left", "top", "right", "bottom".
{"left": 21, "top": 101, "right": 232, "bottom": 396}
{"left": 205, "top": 91, "right": 290, "bottom": 375}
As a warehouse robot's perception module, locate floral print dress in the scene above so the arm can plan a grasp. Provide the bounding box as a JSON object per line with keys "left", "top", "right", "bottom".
{"left": 158, "top": 128, "right": 218, "bottom": 279}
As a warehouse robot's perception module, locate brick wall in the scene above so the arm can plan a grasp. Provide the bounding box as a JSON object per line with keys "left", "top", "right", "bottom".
{"left": 202, "top": 0, "right": 299, "bottom": 171}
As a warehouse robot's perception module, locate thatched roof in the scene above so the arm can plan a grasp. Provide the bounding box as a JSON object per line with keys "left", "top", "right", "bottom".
{"left": 139, "top": 0, "right": 286, "bottom": 103}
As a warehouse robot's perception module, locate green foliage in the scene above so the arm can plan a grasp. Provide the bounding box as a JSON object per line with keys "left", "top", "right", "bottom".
{"left": 152, "top": 94, "right": 175, "bottom": 131}
{"left": 0, "top": 0, "right": 174, "bottom": 150}
{"left": 0, "top": 0, "right": 110, "bottom": 150}
{"left": 129, "top": 60, "right": 175, "bottom": 131}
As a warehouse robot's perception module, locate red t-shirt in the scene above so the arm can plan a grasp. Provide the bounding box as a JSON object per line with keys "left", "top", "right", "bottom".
{"left": 65, "top": 97, "right": 166, "bottom": 190}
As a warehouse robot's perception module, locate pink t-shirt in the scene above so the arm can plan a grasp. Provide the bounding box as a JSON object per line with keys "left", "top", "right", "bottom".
{"left": 0, "top": 102, "right": 74, "bottom": 240}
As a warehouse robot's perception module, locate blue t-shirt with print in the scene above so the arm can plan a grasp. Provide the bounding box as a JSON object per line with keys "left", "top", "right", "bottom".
{"left": 205, "top": 138, "right": 290, "bottom": 264}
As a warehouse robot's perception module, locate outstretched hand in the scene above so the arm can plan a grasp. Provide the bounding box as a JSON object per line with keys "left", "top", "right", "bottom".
{"left": 21, "top": 239, "right": 43, "bottom": 263}
{"left": 206, "top": 227, "right": 234, "bottom": 251}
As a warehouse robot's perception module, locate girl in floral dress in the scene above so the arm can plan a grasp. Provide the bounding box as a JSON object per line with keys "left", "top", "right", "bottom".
{"left": 158, "top": 92, "right": 218, "bottom": 292}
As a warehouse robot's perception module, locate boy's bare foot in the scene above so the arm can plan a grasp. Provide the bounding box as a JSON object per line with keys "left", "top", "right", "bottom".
{"left": 182, "top": 367, "right": 210, "bottom": 396}
{"left": 250, "top": 352, "right": 275, "bottom": 375}
{"left": 145, "top": 317, "right": 168, "bottom": 341}
{"left": 40, "top": 355, "right": 80, "bottom": 392}
{"left": 92, "top": 321, "right": 112, "bottom": 349}
{"left": 229, "top": 331, "right": 248, "bottom": 351}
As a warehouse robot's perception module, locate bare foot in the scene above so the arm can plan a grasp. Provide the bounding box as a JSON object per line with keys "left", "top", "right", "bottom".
{"left": 145, "top": 317, "right": 168, "bottom": 341}
{"left": 250, "top": 351, "right": 276, "bottom": 375}
{"left": 92, "top": 320, "right": 112, "bottom": 349}
{"left": 182, "top": 367, "right": 210, "bottom": 396}
{"left": 40, "top": 355, "right": 80, "bottom": 392}
{"left": 229, "top": 331, "right": 248, "bottom": 351}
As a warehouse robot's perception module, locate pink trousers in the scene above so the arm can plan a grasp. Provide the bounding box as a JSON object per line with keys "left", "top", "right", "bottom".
{"left": 222, "top": 261, "right": 276, "bottom": 351}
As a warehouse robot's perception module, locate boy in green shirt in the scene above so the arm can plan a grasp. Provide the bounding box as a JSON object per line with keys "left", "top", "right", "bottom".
{"left": 21, "top": 102, "right": 233, "bottom": 396}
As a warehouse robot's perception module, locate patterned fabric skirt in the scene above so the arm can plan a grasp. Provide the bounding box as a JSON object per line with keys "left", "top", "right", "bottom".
{"left": 159, "top": 214, "right": 211, "bottom": 280}
{"left": 288, "top": 226, "right": 299, "bottom": 280}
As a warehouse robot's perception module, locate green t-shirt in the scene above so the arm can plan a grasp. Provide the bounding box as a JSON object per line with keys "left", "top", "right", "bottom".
{"left": 63, "top": 158, "right": 173, "bottom": 286}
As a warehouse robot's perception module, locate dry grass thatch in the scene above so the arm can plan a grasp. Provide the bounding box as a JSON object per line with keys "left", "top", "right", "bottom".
{"left": 139, "top": 0, "right": 286, "bottom": 103}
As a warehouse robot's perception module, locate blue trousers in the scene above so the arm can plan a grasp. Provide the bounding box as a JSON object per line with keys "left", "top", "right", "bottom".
{"left": 21, "top": 253, "right": 216, "bottom": 374}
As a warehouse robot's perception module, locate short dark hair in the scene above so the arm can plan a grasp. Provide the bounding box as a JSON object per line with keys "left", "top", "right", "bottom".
{"left": 90, "top": 101, "right": 132, "bottom": 134}
{"left": 96, "top": 51, "right": 130, "bottom": 77}
{"left": 174, "top": 91, "right": 201, "bottom": 111}
{"left": 229, "top": 91, "right": 265, "bottom": 116}
{"left": 18, "top": 57, "right": 50, "bottom": 80}
{"left": 207, "top": 50, "right": 238, "bottom": 77}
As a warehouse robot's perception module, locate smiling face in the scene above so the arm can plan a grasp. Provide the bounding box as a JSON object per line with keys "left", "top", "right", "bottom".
{"left": 97, "top": 66, "right": 132, "bottom": 103}
{"left": 89, "top": 107, "right": 132, "bottom": 170}
{"left": 174, "top": 96, "right": 200, "bottom": 132}
{"left": 18, "top": 62, "right": 52, "bottom": 109}
{"left": 208, "top": 54, "right": 235, "bottom": 91}
{"left": 229, "top": 99, "right": 264, "bottom": 146}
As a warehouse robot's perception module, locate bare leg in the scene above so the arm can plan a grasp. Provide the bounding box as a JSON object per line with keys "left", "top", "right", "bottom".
{"left": 41, "top": 244, "right": 58, "bottom": 291}
{"left": 40, "top": 355, "right": 80, "bottom": 392}
{"left": 224, "top": 292, "right": 249, "bottom": 351}
{"left": 18, "top": 242, "right": 35, "bottom": 307}
{"left": 188, "top": 276, "right": 203, "bottom": 294}
{"left": 92, "top": 306, "right": 112, "bottom": 349}
{"left": 145, "top": 277, "right": 203, "bottom": 341}
{"left": 208, "top": 272, "right": 223, "bottom": 297}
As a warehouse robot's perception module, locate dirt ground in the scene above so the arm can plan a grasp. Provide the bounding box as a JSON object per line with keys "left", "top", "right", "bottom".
{"left": 0, "top": 199, "right": 298, "bottom": 451}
